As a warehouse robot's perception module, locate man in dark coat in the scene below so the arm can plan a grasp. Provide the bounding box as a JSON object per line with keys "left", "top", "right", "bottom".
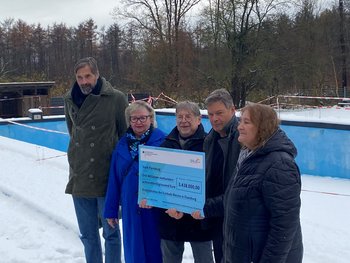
{"left": 159, "top": 101, "right": 214, "bottom": 263}
{"left": 64, "top": 57, "right": 128, "bottom": 263}
{"left": 192, "top": 89, "right": 241, "bottom": 263}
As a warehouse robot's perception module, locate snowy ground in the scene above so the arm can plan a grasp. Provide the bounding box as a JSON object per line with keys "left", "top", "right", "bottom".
{"left": 157, "top": 106, "right": 350, "bottom": 125}
{"left": 275, "top": 106, "right": 350, "bottom": 125}
{"left": 0, "top": 136, "right": 349, "bottom": 263}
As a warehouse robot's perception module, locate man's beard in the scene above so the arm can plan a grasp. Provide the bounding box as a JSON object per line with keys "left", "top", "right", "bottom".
{"left": 79, "top": 84, "right": 94, "bottom": 95}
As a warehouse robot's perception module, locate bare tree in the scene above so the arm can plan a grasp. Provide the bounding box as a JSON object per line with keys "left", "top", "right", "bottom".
{"left": 113, "top": 0, "right": 201, "bottom": 92}
{"left": 339, "top": 0, "right": 348, "bottom": 97}
{"left": 99, "top": 24, "right": 123, "bottom": 85}
{"left": 199, "top": 0, "right": 288, "bottom": 107}
{"left": 72, "top": 19, "right": 99, "bottom": 60}
{"left": 0, "top": 60, "right": 12, "bottom": 80}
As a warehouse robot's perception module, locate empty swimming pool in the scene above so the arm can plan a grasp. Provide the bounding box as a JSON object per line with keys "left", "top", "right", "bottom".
{"left": 0, "top": 112, "right": 349, "bottom": 179}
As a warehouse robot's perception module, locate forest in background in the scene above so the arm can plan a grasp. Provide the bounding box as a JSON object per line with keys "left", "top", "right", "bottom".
{"left": 0, "top": 0, "right": 349, "bottom": 107}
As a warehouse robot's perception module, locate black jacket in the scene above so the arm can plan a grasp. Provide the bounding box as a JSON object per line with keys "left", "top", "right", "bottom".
{"left": 223, "top": 128, "right": 303, "bottom": 263}
{"left": 202, "top": 116, "right": 241, "bottom": 227}
{"left": 158, "top": 124, "right": 212, "bottom": 241}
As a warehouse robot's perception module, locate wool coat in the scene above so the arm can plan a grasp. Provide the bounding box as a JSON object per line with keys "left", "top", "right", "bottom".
{"left": 223, "top": 128, "right": 303, "bottom": 263}
{"left": 104, "top": 128, "right": 166, "bottom": 263}
{"left": 64, "top": 77, "right": 128, "bottom": 197}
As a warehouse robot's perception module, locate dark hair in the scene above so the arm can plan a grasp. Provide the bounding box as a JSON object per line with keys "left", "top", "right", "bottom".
{"left": 205, "top": 88, "right": 234, "bottom": 109}
{"left": 240, "top": 103, "right": 280, "bottom": 148}
{"left": 74, "top": 57, "right": 99, "bottom": 75}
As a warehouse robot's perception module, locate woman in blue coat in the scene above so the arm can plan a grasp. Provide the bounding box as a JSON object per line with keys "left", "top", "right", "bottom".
{"left": 223, "top": 103, "right": 303, "bottom": 263}
{"left": 104, "top": 101, "right": 165, "bottom": 263}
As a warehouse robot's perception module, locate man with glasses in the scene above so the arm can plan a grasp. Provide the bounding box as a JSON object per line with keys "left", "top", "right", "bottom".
{"left": 158, "top": 101, "right": 214, "bottom": 263}
{"left": 64, "top": 57, "right": 128, "bottom": 263}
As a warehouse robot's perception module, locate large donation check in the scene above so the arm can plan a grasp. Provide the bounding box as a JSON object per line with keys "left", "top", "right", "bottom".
{"left": 138, "top": 145, "right": 205, "bottom": 215}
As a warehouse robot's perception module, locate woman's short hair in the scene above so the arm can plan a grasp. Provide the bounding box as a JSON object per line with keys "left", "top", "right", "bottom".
{"left": 205, "top": 88, "right": 234, "bottom": 109}
{"left": 74, "top": 57, "right": 99, "bottom": 76}
{"left": 125, "top": 100, "right": 156, "bottom": 127}
{"left": 175, "top": 101, "right": 201, "bottom": 117}
{"left": 240, "top": 103, "right": 280, "bottom": 148}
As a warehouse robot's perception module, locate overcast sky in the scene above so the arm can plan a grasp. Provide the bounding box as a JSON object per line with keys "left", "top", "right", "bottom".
{"left": 0, "top": 0, "right": 338, "bottom": 29}
{"left": 0, "top": 0, "right": 119, "bottom": 28}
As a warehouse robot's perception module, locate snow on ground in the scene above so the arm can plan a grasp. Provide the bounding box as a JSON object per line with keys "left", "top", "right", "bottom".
{"left": 0, "top": 137, "right": 83, "bottom": 263}
{"left": 0, "top": 136, "right": 196, "bottom": 263}
{"left": 0, "top": 136, "right": 349, "bottom": 263}
{"left": 276, "top": 106, "right": 350, "bottom": 125}
{"left": 157, "top": 106, "right": 350, "bottom": 125}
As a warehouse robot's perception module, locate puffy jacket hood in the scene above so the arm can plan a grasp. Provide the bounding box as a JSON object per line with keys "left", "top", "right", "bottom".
{"left": 255, "top": 128, "right": 297, "bottom": 159}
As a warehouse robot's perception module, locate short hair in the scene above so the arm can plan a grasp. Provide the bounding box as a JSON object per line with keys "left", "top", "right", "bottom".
{"left": 74, "top": 57, "right": 99, "bottom": 75}
{"left": 240, "top": 103, "right": 280, "bottom": 148}
{"left": 205, "top": 88, "right": 234, "bottom": 109}
{"left": 125, "top": 100, "right": 156, "bottom": 127}
{"left": 175, "top": 101, "right": 201, "bottom": 117}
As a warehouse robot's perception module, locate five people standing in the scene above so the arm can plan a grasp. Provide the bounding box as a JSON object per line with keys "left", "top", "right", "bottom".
{"left": 64, "top": 62, "right": 303, "bottom": 263}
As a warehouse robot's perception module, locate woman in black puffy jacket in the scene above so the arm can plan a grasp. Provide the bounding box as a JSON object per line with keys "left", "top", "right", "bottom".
{"left": 223, "top": 103, "right": 303, "bottom": 263}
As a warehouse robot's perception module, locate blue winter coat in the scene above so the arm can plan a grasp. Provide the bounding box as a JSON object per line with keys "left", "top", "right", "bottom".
{"left": 223, "top": 128, "right": 303, "bottom": 263}
{"left": 104, "top": 128, "right": 165, "bottom": 263}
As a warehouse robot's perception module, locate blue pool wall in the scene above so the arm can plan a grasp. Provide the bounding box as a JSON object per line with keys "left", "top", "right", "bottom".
{"left": 0, "top": 118, "right": 69, "bottom": 152}
{"left": 0, "top": 112, "right": 349, "bottom": 179}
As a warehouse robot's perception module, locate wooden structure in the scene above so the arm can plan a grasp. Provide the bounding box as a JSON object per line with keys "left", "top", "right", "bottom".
{"left": 0, "top": 81, "right": 55, "bottom": 118}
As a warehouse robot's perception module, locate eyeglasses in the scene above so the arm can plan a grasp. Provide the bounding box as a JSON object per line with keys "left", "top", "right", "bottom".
{"left": 130, "top": 115, "right": 151, "bottom": 123}
{"left": 176, "top": 115, "right": 194, "bottom": 122}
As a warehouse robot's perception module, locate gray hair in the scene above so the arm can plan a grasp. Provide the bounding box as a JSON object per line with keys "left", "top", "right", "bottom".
{"left": 125, "top": 100, "right": 157, "bottom": 127}
{"left": 175, "top": 101, "right": 201, "bottom": 116}
{"left": 205, "top": 88, "right": 234, "bottom": 109}
{"left": 74, "top": 57, "right": 99, "bottom": 76}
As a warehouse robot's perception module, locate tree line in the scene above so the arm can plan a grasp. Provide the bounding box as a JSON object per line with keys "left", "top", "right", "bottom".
{"left": 0, "top": 0, "right": 349, "bottom": 107}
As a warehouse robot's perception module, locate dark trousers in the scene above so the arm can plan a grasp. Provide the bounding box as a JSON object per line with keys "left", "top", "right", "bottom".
{"left": 161, "top": 239, "right": 214, "bottom": 263}
{"left": 212, "top": 225, "right": 223, "bottom": 263}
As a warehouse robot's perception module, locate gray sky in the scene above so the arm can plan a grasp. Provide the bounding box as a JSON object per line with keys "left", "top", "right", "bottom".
{"left": 0, "top": 0, "right": 338, "bottom": 29}
{"left": 0, "top": 0, "right": 119, "bottom": 28}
